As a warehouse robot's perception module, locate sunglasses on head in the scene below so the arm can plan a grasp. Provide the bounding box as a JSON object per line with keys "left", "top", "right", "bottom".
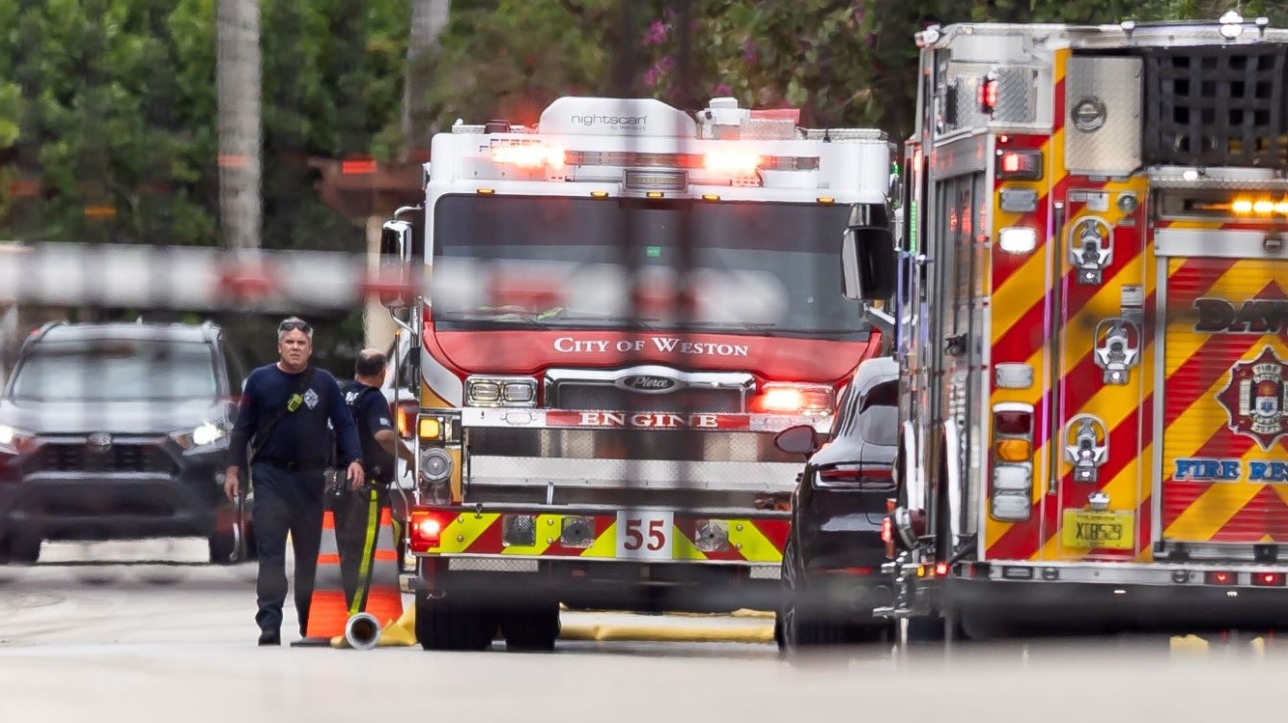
{"left": 279, "top": 319, "right": 312, "bottom": 333}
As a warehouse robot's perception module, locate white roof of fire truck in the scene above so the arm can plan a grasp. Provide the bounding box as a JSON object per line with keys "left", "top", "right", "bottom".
{"left": 424, "top": 96, "right": 893, "bottom": 205}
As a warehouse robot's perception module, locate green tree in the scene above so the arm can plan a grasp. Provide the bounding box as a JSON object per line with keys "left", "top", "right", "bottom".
{"left": 0, "top": 0, "right": 410, "bottom": 367}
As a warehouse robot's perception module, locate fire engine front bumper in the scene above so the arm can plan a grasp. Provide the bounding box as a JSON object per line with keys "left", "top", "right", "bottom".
{"left": 945, "top": 561, "right": 1288, "bottom": 627}
{"left": 457, "top": 407, "right": 824, "bottom": 492}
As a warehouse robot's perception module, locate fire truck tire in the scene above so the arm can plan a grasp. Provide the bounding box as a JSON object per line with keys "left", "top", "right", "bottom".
{"left": 414, "top": 590, "right": 498, "bottom": 651}
{"left": 500, "top": 599, "right": 561, "bottom": 652}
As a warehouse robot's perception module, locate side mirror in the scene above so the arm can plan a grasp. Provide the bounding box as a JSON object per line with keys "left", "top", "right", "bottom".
{"left": 774, "top": 424, "right": 819, "bottom": 457}
{"left": 841, "top": 224, "right": 896, "bottom": 302}
{"left": 379, "top": 220, "right": 414, "bottom": 308}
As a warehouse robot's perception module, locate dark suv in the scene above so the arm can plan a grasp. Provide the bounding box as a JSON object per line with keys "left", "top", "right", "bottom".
{"left": 0, "top": 321, "right": 250, "bottom": 564}
{"left": 774, "top": 356, "right": 900, "bottom": 650}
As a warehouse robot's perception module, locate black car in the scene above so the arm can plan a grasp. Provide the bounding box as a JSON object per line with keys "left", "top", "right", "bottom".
{"left": 0, "top": 321, "right": 251, "bottom": 564}
{"left": 773, "top": 356, "right": 899, "bottom": 649}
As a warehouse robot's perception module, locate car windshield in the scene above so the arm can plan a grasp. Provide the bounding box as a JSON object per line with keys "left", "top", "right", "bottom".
{"left": 8, "top": 339, "right": 219, "bottom": 402}
{"left": 839, "top": 378, "right": 898, "bottom": 446}
{"left": 431, "top": 195, "right": 870, "bottom": 339}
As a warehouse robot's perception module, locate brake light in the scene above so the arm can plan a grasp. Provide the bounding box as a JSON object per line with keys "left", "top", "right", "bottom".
{"left": 1253, "top": 572, "right": 1286, "bottom": 586}
{"left": 409, "top": 509, "right": 451, "bottom": 553}
{"left": 996, "top": 150, "right": 1042, "bottom": 180}
{"left": 490, "top": 144, "right": 565, "bottom": 170}
{"left": 994, "top": 410, "right": 1032, "bottom": 436}
{"left": 753, "top": 383, "right": 833, "bottom": 415}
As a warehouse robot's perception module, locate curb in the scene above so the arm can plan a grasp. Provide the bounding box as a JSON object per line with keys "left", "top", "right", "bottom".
{"left": 559, "top": 622, "right": 775, "bottom": 644}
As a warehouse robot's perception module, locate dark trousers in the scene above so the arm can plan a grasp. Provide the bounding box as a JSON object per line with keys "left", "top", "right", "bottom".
{"left": 332, "top": 484, "right": 389, "bottom": 613}
{"left": 250, "top": 462, "right": 326, "bottom": 636}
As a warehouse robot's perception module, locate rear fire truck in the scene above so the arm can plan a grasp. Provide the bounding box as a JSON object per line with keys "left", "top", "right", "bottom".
{"left": 842, "top": 13, "right": 1288, "bottom": 638}
{"left": 377, "top": 96, "right": 893, "bottom": 650}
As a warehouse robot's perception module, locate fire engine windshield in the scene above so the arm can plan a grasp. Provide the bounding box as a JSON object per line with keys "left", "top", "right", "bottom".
{"left": 431, "top": 194, "right": 869, "bottom": 338}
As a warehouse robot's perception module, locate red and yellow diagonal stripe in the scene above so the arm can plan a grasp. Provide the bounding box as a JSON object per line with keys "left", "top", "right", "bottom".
{"left": 1159, "top": 254, "right": 1288, "bottom": 543}
{"left": 984, "top": 47, "right": 1071, "bottom": 557}
{"left": 421, "top": 511, "right": 790, "bottom": 564}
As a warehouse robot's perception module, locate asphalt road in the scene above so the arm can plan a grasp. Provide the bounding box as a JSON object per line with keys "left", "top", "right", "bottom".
{"left": 1, "top": 555, "right": 1287, "bottom": 723}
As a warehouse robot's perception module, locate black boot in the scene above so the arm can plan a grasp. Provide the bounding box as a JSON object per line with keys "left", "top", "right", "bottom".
{"left": 258, "top": 628, "right": 281, "bottom": 646}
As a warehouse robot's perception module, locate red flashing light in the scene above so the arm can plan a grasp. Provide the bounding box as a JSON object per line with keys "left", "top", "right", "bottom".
{"left": 752, "top": 384, "right": 833, "bottom": 415}
{"left": 978, "top": 73, "right": 1000, "bottom": 114}
{"left": 409, "top": 509, "right": 450, "bottom": 553}
{"left": 935, "top": 562, "right": 950, "bottom": 577}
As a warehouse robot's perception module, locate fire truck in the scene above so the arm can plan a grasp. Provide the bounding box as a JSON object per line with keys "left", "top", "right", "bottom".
{"left": 841, "top": 12, "right": 1288, "bottom": 639}
{"left": 376, "top": 95, "right": 893, "bottom": 650}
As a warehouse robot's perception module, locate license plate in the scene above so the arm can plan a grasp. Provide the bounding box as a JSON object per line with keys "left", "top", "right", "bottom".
{"left": 616, "top": 509, "right": 675, "bottom": 560}
{"left": 1061, "top": 510, "right": 1134, "bottom": 551}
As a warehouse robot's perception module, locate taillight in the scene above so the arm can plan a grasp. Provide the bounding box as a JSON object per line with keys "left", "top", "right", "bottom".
{"left": 990, "top": 403, "right": 1035, "bottom": 522}
{"left": 752, "top": 383, "right": 834, "bottom": 416}
{"left": 1205, "top": 570, "right": 1237, "bottom": 586}
{"left": 816, "top": 464, "right": 894, "bottom": 490}
{"left": 408, "top": 509, "right": 452, "bottom": 553}
{"left": 1254, "top": 572, "right": 1286, "bottom": 587}
{"left": 395, "top": 400, "right": 418, "bottom": 439}
{"left": 882, "top": 498, "right": 896, "bottom": 558}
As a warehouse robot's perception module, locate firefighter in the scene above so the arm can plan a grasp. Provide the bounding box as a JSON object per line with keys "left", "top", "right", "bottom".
{"left": 333, "top": 348, "right": 411, "bottom": 615}
{"left": 224, "top": 317, "right": 364, "bottom": 646}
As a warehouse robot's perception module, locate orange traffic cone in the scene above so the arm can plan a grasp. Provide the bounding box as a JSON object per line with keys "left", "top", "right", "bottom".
{"left": 293, "top": 500, "right": 403, "bottom": 647}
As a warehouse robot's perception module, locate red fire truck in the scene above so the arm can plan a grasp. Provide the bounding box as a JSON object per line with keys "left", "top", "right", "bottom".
{"left": 377, "top": 95, "right": 894, "bottom": 650}
{"left": 842, "top": 12, "right": 1288, "bottom": 639}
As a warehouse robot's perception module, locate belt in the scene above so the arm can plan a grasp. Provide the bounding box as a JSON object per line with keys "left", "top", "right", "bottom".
{"left": 256, "top": 458, "right": 327, "bottom": 472}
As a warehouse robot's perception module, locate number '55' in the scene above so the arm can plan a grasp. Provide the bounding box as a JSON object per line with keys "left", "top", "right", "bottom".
{"left": 622, "top": 518, "right": 666, "bottom": 551}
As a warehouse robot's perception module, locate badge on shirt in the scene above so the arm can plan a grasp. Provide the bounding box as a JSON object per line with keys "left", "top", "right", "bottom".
{"left": 304, "top": 388, "right": 319, "bottom": 409}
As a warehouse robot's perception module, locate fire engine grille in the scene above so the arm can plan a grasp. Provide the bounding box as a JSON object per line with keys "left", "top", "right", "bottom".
{"left": 1143, "top": 45, "right": 1288, "bottom": 168}
{"left": 23, "top": 443, "right": 177, "bottom": 476}
{"left": 549, "top": 383, "right": 745, "bottom": 414}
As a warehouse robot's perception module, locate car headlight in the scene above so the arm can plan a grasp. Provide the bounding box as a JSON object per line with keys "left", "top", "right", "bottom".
{"left": 0, "top": 424, "right": 34, "bottom": 453}
{"left": 171, "top": 422, "right": 227, "bottom": 449}
{"left": 465, "top": 376, "right": 537, "bottom": 407}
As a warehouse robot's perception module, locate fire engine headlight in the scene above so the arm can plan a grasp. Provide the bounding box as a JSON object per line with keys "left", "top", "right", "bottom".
{"left": 466, "top": 376, "right": 537, "bottom": 407}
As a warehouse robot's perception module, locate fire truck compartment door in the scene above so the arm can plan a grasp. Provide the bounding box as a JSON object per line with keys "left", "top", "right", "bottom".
{"left": 1154, "top": 227, "right": 1288, "bottom": 546}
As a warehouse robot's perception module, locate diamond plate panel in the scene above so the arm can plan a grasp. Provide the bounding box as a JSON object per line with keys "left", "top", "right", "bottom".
{"left": 1065, "top": 56, "right": 1143, "bottom": 177}
{"left": 946, "top": 65, "right": 1037, "bottom": 132}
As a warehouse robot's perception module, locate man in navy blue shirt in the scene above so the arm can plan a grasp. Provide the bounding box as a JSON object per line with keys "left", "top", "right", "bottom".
{"left": 224, "top": 317, "right": 363, "bottom": 646}
{"left": 334, "top": 348, "right": 411, "bottom": 614}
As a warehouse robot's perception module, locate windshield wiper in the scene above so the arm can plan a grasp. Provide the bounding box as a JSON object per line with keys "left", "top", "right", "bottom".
{"left": 539, "top": 308, "right": 659, "bottom": 330}
{"left": 437, "top": 307, "right": 544, "bottom": 324}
